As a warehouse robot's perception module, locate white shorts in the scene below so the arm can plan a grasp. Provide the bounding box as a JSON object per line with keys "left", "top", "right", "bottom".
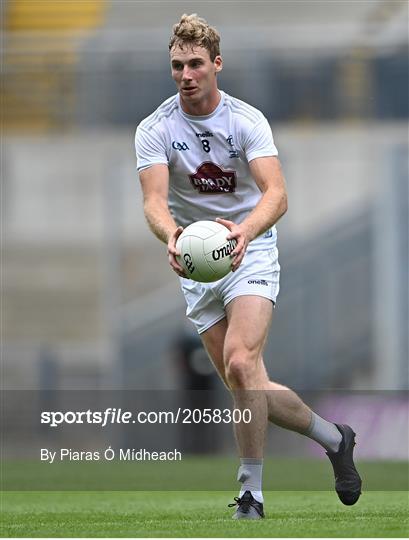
{"left": 179, "top": 247, "right": 280, "bottom": 334}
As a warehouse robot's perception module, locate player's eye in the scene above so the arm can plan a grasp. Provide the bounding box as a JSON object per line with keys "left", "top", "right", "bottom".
{"left": 191, "top": 60, "right": 202, "bottom": 68}
{"left": 172, "top": 63, "right": 183, "bottom": 70}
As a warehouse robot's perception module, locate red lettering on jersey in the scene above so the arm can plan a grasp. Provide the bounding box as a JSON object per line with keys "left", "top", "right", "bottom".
{"left": 189, "top": 162, "right": 236, "bottom": 194}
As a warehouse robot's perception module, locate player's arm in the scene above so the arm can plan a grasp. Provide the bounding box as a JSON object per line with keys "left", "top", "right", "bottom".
{"left": 244, "top": 155, "right": 288, "bottom": 238}
{"left": 139, "top": 164, "right": 186, "bottom": 277}
{"left": 217, "top": 156, "right": 287, "bottom": 271}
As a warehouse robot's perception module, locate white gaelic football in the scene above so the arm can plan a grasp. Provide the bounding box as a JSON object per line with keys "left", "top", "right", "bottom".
{"left": 176, "top": 221, "right": 237, "bottom": 283}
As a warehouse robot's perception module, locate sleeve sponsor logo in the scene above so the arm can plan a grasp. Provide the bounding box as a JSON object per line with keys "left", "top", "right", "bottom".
{"left": 189, "top": 162, "right": 237, "bottom": 194}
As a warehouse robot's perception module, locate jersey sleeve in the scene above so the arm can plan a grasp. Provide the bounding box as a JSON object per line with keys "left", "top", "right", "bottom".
{"left": 135, "top": 125, "right": 168, "bottom": 171}
{"left": 243, "top": 116, "right": 278, "bottom": 162}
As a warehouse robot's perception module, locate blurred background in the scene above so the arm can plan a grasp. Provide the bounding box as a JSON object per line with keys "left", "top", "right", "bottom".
{"left": 2, "top": 1, "right": 408, "bottom": 462}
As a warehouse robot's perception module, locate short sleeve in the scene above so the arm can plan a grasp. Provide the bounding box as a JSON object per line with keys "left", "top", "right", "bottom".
{"left": 135, "top": 125, "right": 168, "bottom": 171}
{"left": 244, "top": 116, "right": 278, "bottom": 163}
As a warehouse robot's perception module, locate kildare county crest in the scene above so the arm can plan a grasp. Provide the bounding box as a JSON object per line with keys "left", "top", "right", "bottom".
{"left": 189, "top": 162, "right": 236, "bottom": 194}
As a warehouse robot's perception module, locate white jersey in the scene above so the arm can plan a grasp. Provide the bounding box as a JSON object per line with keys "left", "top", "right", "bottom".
{"left": 135, "top": 90, "right": 279, "bottom": 250}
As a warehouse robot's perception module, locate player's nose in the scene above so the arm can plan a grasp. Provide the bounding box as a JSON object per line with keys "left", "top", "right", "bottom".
{"left": 182, "top": 66, "right": 192, "bottom": 80}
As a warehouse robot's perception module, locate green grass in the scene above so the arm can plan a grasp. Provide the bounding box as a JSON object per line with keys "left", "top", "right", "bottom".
{"left": 1, "top": 490, "right": 408, "bottom": 537}
{"left": 1, "top": 459, "right": 408, "bottom": 536}
{"left": 2, "top": 457, "right": 408, "bottom": 490}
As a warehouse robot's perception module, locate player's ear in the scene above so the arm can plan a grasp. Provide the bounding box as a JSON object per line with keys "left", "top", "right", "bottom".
{"left": 214, "top": 55, "right": 223, "bottom": 73}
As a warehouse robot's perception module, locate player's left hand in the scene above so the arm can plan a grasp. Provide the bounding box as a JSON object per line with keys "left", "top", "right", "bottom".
{"left": 216, "top": 217, "right": 250, "bottom": 272}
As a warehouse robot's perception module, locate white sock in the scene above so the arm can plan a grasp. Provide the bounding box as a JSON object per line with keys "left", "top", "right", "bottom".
{"left": 306, "top": 412, "right": 342, "bottom": 452}
{"left": 237, "top": 458, "right": 264, "bottom": 503}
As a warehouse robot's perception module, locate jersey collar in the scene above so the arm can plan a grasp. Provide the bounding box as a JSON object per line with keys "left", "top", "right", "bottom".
{"left": 177, "top": 90, "right": 225, "bottom": 121}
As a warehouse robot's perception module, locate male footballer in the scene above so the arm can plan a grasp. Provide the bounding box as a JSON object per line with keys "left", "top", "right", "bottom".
{"left": 135, "top": 14, "right": 361, "bottom": 519}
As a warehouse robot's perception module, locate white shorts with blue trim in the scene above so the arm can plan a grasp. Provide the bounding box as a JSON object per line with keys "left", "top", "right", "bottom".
{"left": 179, "top": 247, "right": 280, "bottom": 334}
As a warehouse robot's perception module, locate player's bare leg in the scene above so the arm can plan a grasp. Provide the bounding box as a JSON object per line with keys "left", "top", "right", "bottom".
{"left": 201, "top": 298, "right": 313, "bottom": 434}
{"left": 223, "top": 295, "right": 271, "bottom": 458}
{"left": 200, "top": 317, "right": 229, "bottom": 386}
{"left": 201, "top": 298, "right": 271, "bottom": 516}
{"left": 201, "top": 300, "right": 341, "bottom": 437}
{"left": 201, "top": 301, "right": 272, "bottom": 453}
{"left": 201, "top": 296, "right": 361, "bottom": 509}
{"left": 224, "top": 296, "right": 271, "bottom": 517}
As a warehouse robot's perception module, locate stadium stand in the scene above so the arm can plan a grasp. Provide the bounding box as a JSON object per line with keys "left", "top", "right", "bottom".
{"left": 2, "top": 0, "right": 106, "bottom": 130}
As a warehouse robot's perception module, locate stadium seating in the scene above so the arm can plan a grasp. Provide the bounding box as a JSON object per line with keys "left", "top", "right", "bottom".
{"left": 2, "top": 0, "right": 106, "bottom": 131}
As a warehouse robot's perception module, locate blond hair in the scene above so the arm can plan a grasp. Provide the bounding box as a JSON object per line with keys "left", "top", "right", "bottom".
{"left": 169, "top": 14, "right": 221, "bottom": 61}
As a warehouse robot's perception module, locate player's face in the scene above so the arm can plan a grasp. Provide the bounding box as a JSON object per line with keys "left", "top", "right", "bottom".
{"left": 170, "top": 45, "right": 222, "bottom": 107}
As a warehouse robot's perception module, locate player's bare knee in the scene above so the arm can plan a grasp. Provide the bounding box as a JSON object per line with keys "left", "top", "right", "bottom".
{"left": 225, "top": 356, "right": 257, "bottom": 389}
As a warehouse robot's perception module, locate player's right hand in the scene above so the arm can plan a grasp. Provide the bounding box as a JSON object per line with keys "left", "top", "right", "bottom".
{"left": 167, "top": 226, "right": 188, "bottom": 278}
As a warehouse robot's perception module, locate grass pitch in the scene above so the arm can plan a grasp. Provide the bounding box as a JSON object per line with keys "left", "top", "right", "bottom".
{"left": 1, "top": 490, "right": 408, "bottom": 537}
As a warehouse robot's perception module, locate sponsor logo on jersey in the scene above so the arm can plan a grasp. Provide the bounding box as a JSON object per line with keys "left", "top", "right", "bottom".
{"left": 248, "top": 279, "right": 268, "bottom": 286}
{"left": 195, "top": 131, "right": 213, "bottom": 138}
{"left": 212, "top": 239, "right": 237, "bottom": 261}
{"left": 172, "top": 141, "right": 190, "bottom": 151}
{"left": 183, "top": 253, "right": 195, "bottom": 273}
{"left": 189, "top": 162, "right": 237, "bottom": 194}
